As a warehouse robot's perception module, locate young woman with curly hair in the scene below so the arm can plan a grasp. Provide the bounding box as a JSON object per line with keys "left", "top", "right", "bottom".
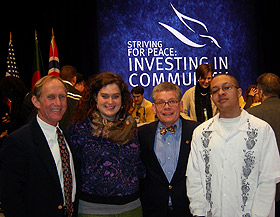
{"left": 69, "top": 72, "right": 145, "bottom": 217}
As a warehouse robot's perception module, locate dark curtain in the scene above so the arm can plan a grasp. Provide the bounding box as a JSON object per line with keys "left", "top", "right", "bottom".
{"left": 254, "top": 0, "right": 280, "bottom": 77}
{"left": 0, "top": 0, "right": 279, "bottom": 90}
{"left": 0, "top": 1, "right": 99, "bottom": 90}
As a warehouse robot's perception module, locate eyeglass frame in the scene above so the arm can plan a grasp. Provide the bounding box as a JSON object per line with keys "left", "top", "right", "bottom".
{"left": 154, "top": 99, "right": 179, "bottom": 108}
{"left": 210, "top": 83, "right": 239, "bottom": 95}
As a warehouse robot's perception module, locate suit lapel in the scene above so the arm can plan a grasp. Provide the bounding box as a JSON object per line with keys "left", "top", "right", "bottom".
{"left": 147, "top": 121, "right": 169, "bottom": 184}
{"left": 31, "top": 118, "right": 62, "bottom": 192}
{"left": 171, "top": 118, "right": 191, "bottom": 184}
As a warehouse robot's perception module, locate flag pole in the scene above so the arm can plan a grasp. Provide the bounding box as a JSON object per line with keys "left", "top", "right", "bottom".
{"left": 35, "top": 30, "right": 38, "bottom": 41}
{"left": 52, "top": 27, "right": 54, "bottom": 37}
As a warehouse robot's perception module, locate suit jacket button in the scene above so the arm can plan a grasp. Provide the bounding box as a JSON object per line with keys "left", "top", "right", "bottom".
{"left": 169, "top": 185, "right": 172, "bottom": 190}
{"left": 58, "top": 205, "right": 63, "bottom": 210}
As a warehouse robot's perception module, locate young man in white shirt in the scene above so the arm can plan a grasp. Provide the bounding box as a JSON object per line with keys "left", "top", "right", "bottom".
{"left": 186, "top": 74, "right": 280, "bottom": 217}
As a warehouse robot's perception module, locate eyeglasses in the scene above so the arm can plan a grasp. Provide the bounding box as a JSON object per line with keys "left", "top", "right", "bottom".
{"left": 211, "top": 84, "right": 239, "bottom": 95}
{"left": 154, "top": 99, "right": 179, "bottom": 108}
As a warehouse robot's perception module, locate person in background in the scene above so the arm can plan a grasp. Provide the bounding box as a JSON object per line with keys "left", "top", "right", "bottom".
{"left": 138, "top": 82, "right": 199, "bottom": 217}
{"left": 181, "top": 63, "right": 217, "bottom": 122}
{"left": 60, "top": 65, "right": 82, "bottom": 130}
{"left": 241, "top": 85, "right": 261, "bottom": 109}
{"left": 0, "top": 76, "right": 79, "bottom": 217}
{"left": 129, "top": 86, "right": 155, "bottom": 126}
{"left": 69, "top": 72, "right": 145, "bottom": 217}
{"left": 247, "top": 73, "right": 280, "bottom": 216}
{"left": 0, "top": 76, "right": 27, "bottom": 149}
{"left": 186, "top": 73, "right": 280, "bottom": 217}
{"left": 74, "top": 73, "right": 85, "bottom": 93}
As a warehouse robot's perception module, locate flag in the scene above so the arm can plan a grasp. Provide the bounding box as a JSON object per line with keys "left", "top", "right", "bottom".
{"left": 6, "top": 32, "right": 19, "bottom": 78}
{"left": 31, "top": 31, "right": 45, "bottom": 88}
{"left": 48, "top": 29, "right": 60, "bottom": 77}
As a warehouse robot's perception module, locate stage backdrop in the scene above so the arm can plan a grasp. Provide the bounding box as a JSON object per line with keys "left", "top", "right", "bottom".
{"left": 97, "top": 0, "right": 258, "bottom": 101}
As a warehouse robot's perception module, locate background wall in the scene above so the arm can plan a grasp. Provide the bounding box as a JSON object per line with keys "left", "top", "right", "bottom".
{"left": 0, "top": 0, "right": 279, "bottom": 94}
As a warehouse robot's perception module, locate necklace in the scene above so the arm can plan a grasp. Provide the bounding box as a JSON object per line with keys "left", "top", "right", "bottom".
{"left": 200, "top": 92, "right": 208, "bottom": 96}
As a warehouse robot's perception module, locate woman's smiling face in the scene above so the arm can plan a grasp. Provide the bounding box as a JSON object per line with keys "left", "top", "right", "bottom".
{"left": 96, "top": 83, "right": 122, "bottom": 119}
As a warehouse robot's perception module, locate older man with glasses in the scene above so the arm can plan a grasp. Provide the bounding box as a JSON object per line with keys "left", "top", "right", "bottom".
{"left": 186, "top": 74, "right": 280, "bottom": 217}
{"left": 138, "top": 82, "right": 199, "bottom": 217}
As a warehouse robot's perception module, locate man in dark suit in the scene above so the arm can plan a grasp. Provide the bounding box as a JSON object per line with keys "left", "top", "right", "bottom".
{"left": 247, "top": 73, "right": 280, "bottom": 215}
{"left": 0, "top": 76, "right": 79, "bottom": 217}
{"left": 138, "top": 82, "right": 199, "bottom": 217}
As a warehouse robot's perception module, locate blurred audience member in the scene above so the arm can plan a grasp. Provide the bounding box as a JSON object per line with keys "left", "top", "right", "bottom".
{"left": 241, "top": 85, "right": 261, "bottom": 109}
{"left": 129, "top": 86, "right": 154, "bottom": 126}
{"left": 0, "top": 76, "right": 27, "bottom": 148}
{"left": 74, "top": 73, "right": 85, "bottom": 93}
{"left": 247, "top": 73, "right": 280, "bottom": 215}
{"left": 181, "top": 63, "right": 218, "bottom": 122}
{"left": 60, "top": 65, "right": 82, "bottom": 129}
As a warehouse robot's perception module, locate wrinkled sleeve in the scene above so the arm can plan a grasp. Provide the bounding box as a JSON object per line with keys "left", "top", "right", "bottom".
{"left": 186, "top": 129, "right": 207, "bottom": 216}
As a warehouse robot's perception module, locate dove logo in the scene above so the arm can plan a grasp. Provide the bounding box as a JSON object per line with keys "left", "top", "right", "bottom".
{"left": 159, "top": 3, "right": 221, "bottom": 49}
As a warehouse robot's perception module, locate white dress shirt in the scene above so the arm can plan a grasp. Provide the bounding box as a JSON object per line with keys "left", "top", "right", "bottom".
{"left": 186, "top": 110, "right": 280, "bottom": 217}
{"left": 37, "top": 115, "right": 76, "bottom": 203}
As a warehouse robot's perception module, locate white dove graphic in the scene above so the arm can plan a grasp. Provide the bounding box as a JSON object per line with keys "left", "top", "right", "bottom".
{"left": 159, "top": 2, "right": 221, "bottom": 48}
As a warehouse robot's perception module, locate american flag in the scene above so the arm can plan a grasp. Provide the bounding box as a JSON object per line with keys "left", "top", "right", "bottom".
{"left": 6, "top": 35, "right": 19, "bottom": 78}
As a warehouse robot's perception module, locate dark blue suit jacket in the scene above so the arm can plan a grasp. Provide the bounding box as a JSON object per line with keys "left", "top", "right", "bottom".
{"left": 138, "top": 117, "right": 199, "bottom": 217}
{"left": 0, "top": 117, "right": 80, "bottom": 217}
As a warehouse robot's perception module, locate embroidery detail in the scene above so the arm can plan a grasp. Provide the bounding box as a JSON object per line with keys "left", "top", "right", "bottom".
{"left": 241, "top": 119, "right": 257, "bottom": 215}
{"left": 201, "top": 119, "right": 214, "bottom": 216}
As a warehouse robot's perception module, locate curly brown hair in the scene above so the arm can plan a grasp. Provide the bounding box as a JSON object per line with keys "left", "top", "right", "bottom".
{"left": 73, "top": 72, "right": 132, "bottom": 123}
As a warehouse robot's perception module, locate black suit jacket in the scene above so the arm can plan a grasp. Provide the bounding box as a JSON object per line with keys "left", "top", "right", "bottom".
{"left": 60, "top": 82, "right": 82, "bottom": 130}
{"left": 138, "top": 117, "right": 199, "bottom": 217}
{"left": 0, "top": 117, "right": 80, "bottom": 217}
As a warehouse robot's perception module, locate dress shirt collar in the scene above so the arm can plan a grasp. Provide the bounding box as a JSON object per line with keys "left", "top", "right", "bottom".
{"left": 209, "top": 109, "right": 251, "bottom": 133}
{"left": 36, "top": 115, "right": 59, "bottom": 140}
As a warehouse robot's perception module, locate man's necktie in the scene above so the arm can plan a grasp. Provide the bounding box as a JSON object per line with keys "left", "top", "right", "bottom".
{"left": 57, "top": 128, "right": 73, "bottom": 217}
{"left": 159, "top": 124, "right": 177, "bottom": 136}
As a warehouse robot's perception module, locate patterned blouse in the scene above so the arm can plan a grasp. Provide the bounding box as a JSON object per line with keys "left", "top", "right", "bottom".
{"left": 69, "top": 117, "right": 146, "bottom": 205}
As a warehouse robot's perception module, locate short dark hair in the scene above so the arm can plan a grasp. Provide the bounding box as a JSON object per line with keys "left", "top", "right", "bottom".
{"left": 75, "top": 73, "right": 84, "bottom": 84}
{"left": 196, "top": 63, "right": 214, "bottom": 80}
{"left": 60, "top": 65, "right": 78, "bottom": 82}
{"left": 257, "top": 73, "right": 280, "bottom": 96}
{"left": 131, "top": 86, "right": 144, "bottom": 95}
{"left": 211, "top": 73, "right": 239, "bottom": 89}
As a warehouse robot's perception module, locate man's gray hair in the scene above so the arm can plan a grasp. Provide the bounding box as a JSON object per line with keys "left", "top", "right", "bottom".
{"left": 152, "top": 82, "right": 181, "bottom": 102}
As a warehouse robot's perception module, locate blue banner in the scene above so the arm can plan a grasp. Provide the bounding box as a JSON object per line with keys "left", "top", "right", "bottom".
{"left": 97, "top": 0, "right": 258, "bottom": 101}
